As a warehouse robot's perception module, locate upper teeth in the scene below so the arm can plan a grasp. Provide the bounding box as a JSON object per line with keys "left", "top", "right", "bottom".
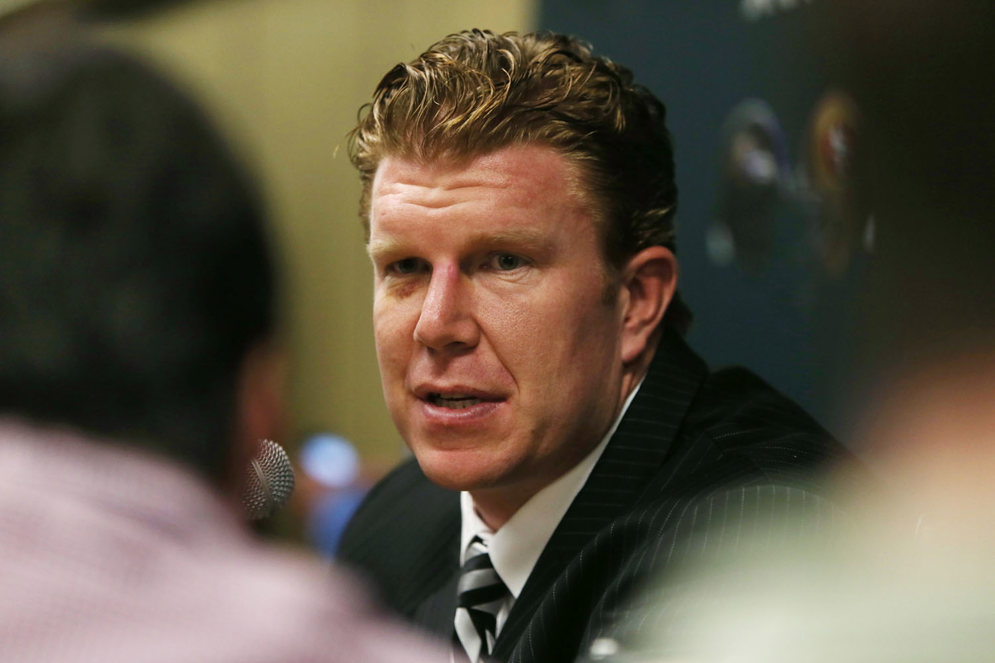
{"left": 430, "top": 394, "right": 482, "bottom": 409}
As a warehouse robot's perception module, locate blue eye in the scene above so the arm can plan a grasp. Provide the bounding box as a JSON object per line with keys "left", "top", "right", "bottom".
{"left": 491, "top": 253, "right": 526, "bottom": 271}
{"left": 388, "top": 257, "right": 423, "bottom": 275}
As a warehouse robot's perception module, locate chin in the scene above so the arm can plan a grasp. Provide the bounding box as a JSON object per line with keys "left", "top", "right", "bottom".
{"left": 412, "top": 443, "right": 511, "bottom": 492}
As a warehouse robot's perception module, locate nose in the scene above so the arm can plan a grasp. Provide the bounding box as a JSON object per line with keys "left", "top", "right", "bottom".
{"left": 413, "top": 263, "right": 479, "bottom": 351}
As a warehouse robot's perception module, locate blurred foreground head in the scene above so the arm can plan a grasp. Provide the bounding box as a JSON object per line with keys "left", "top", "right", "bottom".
{"left": 819, "top": 1, "right": 995, "bottom": 376}
{"left": 0, "top": 27, "right": 278, "bottom": 484}
{"left": 579, "top": 6, "right": 995, "bottom": 663}
{"left": 814, "top": 0, "right": 995, "bottom": 477}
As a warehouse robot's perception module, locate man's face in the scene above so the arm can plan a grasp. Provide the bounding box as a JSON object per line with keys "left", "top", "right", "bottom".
{"left": 368, "top": 144, "right": 630, "bottom": 516}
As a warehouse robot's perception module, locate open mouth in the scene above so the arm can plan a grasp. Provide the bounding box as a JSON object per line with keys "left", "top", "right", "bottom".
{"left": 427, "top": 393, "right": 486, "bottom": 409}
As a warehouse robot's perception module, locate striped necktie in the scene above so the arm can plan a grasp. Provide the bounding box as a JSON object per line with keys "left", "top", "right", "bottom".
{"left": 454, "top": 536, "right": 508, "bottom": 662}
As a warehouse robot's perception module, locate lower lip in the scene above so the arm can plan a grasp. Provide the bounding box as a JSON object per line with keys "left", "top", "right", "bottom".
{"left": 418, "top": 398, "right": 504, "bottom": 426}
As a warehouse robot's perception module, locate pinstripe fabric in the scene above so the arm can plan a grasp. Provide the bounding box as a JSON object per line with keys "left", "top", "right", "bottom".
{"left": 338, "top": 329, "right": 853, "bottom": 663}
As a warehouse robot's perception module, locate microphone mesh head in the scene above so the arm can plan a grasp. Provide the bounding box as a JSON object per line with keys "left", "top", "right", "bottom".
{"left": 240, "top": 439, "right": 295, "bottom": 520}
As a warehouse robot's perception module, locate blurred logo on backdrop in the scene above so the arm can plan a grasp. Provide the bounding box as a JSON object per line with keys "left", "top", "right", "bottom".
{"left": 709, "top": 98, "right": 791, "bottom": 273}
{"left": 709, "top": 93, "right": 870, "bottom": 278}
{"left": 806, "top": 89, "right": 870, "bottom": 276}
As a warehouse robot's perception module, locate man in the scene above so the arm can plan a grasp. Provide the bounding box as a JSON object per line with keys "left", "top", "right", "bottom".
{"left": 0, "top": 26, "right": 438, "bottom": 662}
{"left": 338, "top": 29, "right": 850, "bottom": 663}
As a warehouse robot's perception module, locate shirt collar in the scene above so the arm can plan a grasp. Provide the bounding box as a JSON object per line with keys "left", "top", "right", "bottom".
{"left": 460, "top": 379, "right": 643, "bottom": 598}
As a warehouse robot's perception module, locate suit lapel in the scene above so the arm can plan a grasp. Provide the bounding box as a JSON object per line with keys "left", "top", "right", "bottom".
{"left": 493, "top": 329, "right": 708, "bottom": 661}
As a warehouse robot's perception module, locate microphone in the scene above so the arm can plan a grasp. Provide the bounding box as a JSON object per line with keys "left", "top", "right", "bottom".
{"left": 240, "top": 439, "right": 295, "bottom": 520}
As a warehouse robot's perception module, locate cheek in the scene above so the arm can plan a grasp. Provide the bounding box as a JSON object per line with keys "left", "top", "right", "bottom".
{"left": 373, "top": 303, "right": 413, "bottom": 370}
{"left": 534, "top": 302, "right": 622, "bottom": 401}
{"left": 481, "top": 285, "right": 618, "bottom": 384}
{"left": 477, "top": 295, "right": 543, "bottom": 363}
{"left": 526, "top": 285, "right": 618, "bottom": 355}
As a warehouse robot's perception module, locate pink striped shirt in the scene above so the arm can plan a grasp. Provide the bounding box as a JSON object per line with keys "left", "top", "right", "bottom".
{"left": 0, "top": 419, "right": 441, "bottom": 663}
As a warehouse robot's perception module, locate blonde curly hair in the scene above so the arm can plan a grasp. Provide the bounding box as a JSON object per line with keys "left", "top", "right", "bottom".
{"left": 350, "top": 29, "right": 691, "bottom": 333}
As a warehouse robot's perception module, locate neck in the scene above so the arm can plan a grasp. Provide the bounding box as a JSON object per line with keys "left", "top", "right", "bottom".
{"left": 470, "top": 350, "right": 655, "bottom": 530}
{"left": 469, "top": 480, "right": 544, "bottom": 531}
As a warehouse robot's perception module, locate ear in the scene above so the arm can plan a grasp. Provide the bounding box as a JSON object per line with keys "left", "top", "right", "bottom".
{"left": 225, "top": 340, "right": 289, "bottom": 495}
{"left": 619, "top": 246, "right": 678, "bottom": 365}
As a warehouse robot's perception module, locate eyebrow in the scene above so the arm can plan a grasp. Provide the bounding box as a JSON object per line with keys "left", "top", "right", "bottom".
{"left": 476, "top": 227, "right": 551, "bottom": 249}
{"left": 366, "top": 237, "right": 403, "bottom": 262}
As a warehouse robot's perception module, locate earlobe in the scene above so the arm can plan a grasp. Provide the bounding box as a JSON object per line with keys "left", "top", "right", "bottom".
{"left": 619, "top": 246, "right": 678, "bottom": 364}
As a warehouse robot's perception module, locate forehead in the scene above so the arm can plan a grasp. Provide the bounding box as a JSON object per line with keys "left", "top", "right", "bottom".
{"left": 369, "top": 144, "right": 593, "bottom": 222}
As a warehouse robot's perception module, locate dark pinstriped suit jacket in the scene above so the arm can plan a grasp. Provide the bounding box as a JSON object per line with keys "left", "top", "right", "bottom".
{"left": 338, "top": 329, "right": 852, "bottom": 663}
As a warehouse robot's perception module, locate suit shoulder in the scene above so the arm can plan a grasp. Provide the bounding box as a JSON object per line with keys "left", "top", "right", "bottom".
{"left": 339, "top": 457, "right": 456, "bottom": 557}
{"left": 676, "top": 366, "right": 849, "bottom": 485}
